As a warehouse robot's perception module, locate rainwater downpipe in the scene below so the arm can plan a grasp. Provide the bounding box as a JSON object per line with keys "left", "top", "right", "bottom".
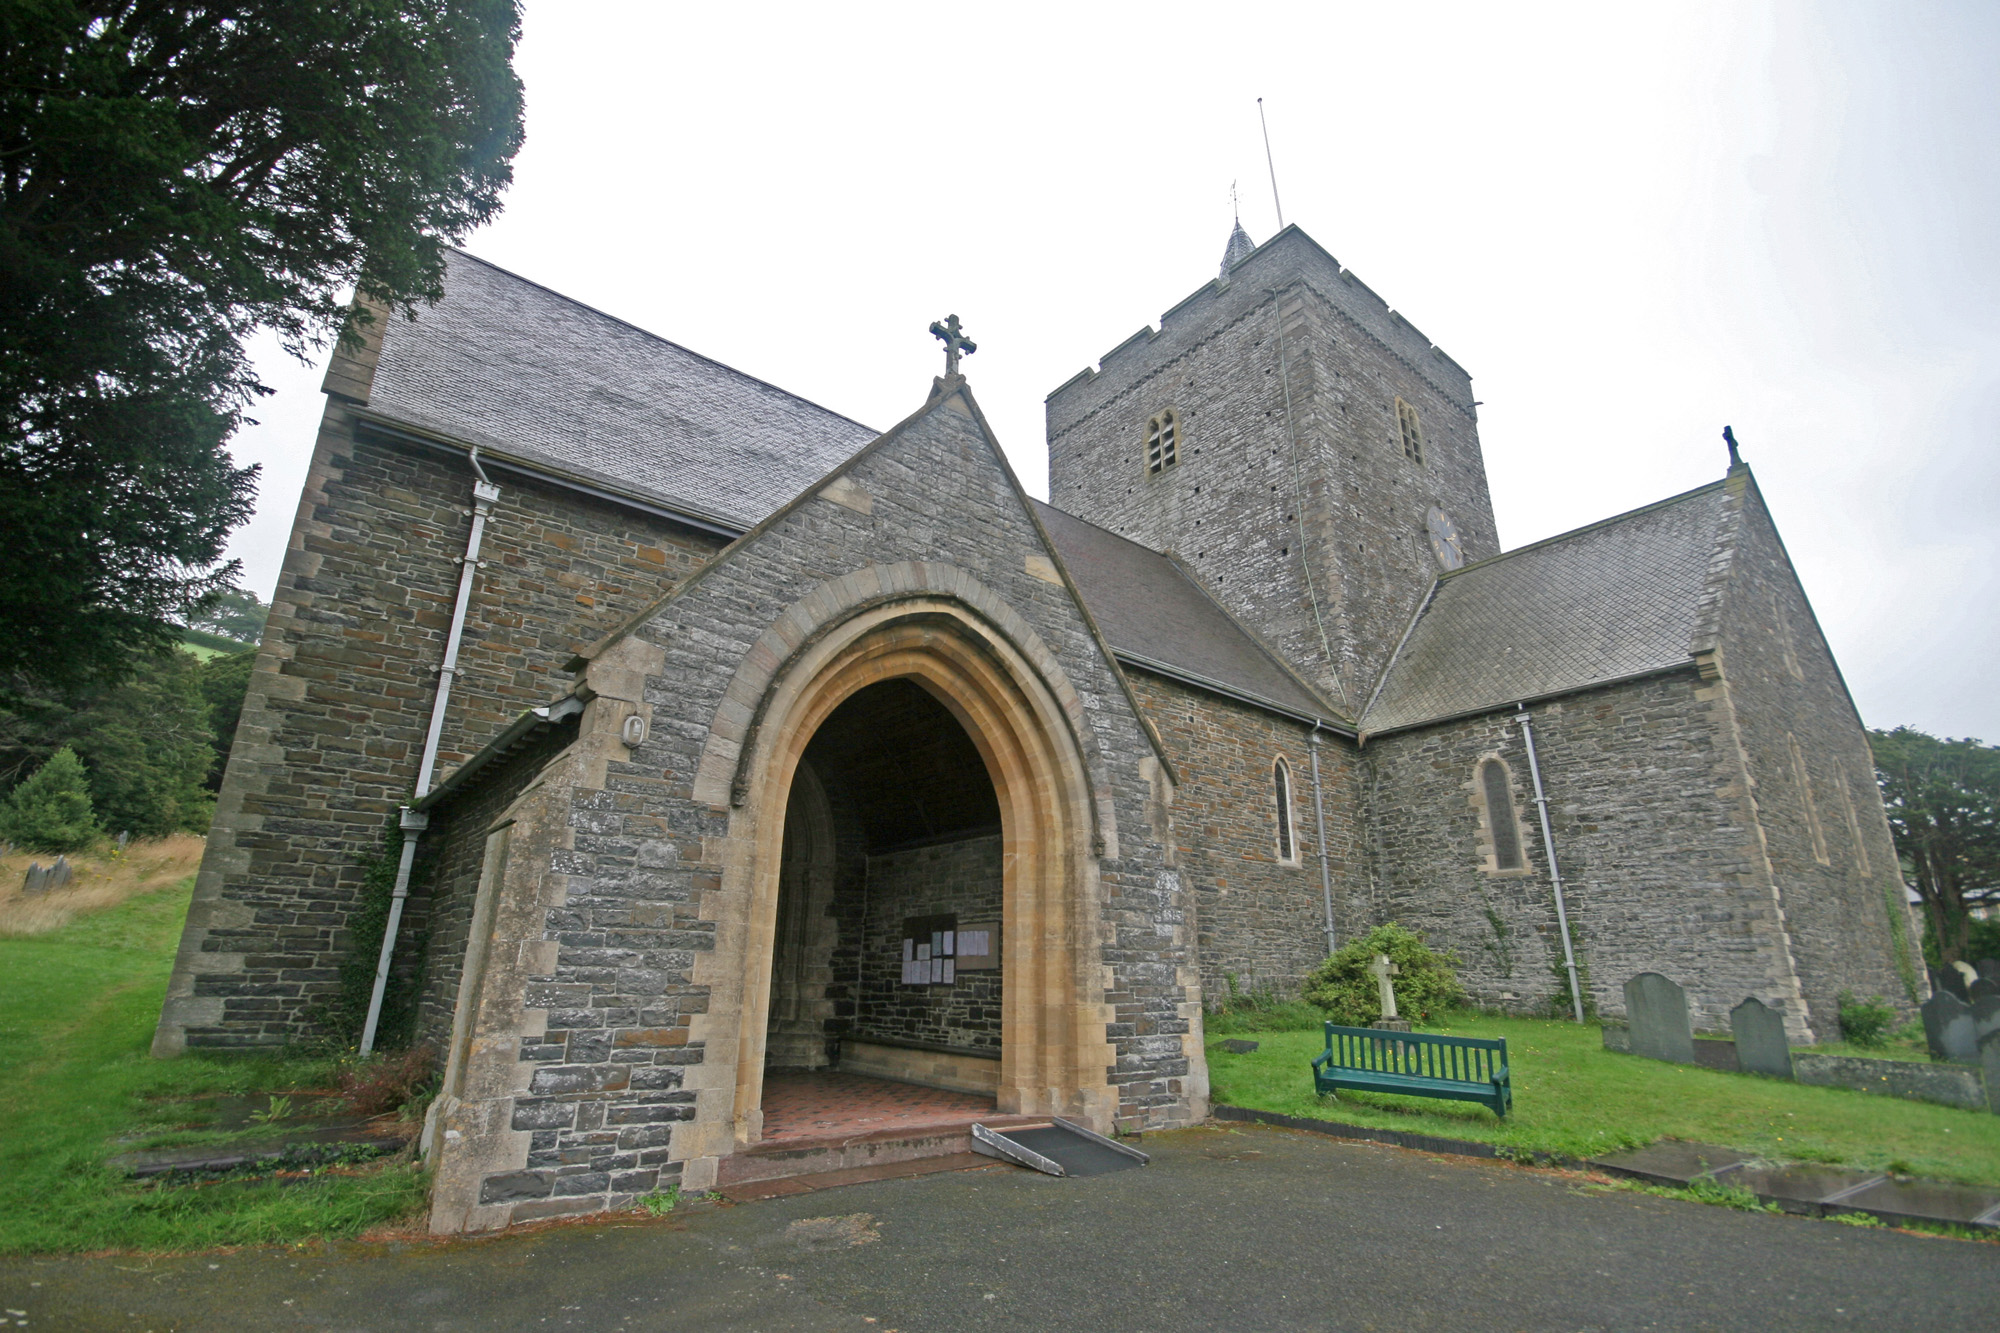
{"left": 359, "top": 452, "right": 502, "bottom": 1054}
{"left": 1308, "top": 724, "right": 1337, "bottom": 957}
{"left": 1516, "top": 703, "right": 1585, "bottom": 1023}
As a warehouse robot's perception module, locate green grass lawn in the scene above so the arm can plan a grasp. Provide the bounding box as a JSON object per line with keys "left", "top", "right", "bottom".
{"left": 1207, "top": 1013, "right": 2000, "bottom": 1188}
{"left": 0, "top": 875, "right": 427, "bottom": 1254}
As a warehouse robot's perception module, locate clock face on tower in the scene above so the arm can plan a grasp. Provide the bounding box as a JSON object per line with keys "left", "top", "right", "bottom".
{"left": 1426, "top": 506, "right": 1464, "bottom": 571}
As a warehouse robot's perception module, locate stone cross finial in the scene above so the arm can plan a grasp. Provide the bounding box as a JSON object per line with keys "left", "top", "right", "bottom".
{"left": 930, "top": 314, "right": 976, "bottom": 377}
{"left": 1369, "top": 953, "right": 1402, "bottom": 1020}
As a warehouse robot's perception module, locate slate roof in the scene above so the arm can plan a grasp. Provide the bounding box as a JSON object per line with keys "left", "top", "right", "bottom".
{"left": 1360, "top": 481, "right": 1730, "bottom": 735}
{"left": 1033, "top": 501, "right": 1342, "bottom": 724}
{"left": 364, "top": 249, "right": 878, "bottom": 529}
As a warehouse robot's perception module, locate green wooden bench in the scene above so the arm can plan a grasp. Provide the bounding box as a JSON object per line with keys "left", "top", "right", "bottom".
{"left": 1312, "top": 1023, "right": 1512, "bottom": 1118}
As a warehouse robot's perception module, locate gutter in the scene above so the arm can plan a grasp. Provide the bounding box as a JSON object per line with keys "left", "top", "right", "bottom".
{"left": 352, "top": 413, "right": 746, "bottom": 540}
{"left": 1113, "top": 649, "right": 1354, "bottom": 736}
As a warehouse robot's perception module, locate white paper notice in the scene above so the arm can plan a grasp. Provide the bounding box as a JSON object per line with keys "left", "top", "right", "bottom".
{"left": 930, "top": 957, "right": 943, "bottom": 984}
{"left": 960, "top": 930, "right": 988, "bottom": 957}
{"left": 943, "top": 930, "right": 955, "bottom": 955}
{"left": 942, "top": 959, "right": 955, "bottom": 984}
{"left": 903, "top": 938, "right": 914, "bottom": 962}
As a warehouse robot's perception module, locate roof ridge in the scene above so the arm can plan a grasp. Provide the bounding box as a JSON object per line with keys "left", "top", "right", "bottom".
{"left": 443, "top": 247, "right": 879, "bottom": 435}
{"left": 1439, "top": 475, "right": 1731, "bottom": 580}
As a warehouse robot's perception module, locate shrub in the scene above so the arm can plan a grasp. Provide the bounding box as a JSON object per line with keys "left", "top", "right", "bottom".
{"left": 1303, "top": 922, "right": 1466, "bottom": 1025}
{"left": 1837, "top": 991, "right": 1897, "bottom": 1048}
{"left": 0, "top": 747, "right": 99, "bottom": 853}
{"left": 336, "top": 1047, "right": 437, "bottom": 1118}
{"left": 1206, "top": 976, "right": 1324, "bottom": 1034}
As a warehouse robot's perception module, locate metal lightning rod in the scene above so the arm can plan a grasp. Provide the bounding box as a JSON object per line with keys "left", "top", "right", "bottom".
{"left": 1258, "top": 97, "right": 1285, "bottom": 229}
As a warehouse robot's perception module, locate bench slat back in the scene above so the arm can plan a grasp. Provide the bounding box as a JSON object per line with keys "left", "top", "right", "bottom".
{"left": 1321, "top": 1024, "right": 1505, "bottom": 1085}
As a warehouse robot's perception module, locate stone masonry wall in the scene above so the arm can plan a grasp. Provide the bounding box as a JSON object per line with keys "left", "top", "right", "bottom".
{"left": 1047, "top": 228, "right": 1500, "bottom": 708}
{"left": 1363, "top": 673, "right": 1810, "bottom": 1034}
{"left": 429, "top": 385, "right": 1204, "bottom": 1228}
{"left": 412, "top": 721, "right": 583, "bottom": 1051}
{"left": 155, "top": 394, "right": 724, "bottom": 1051}
{"left": 848, "top": 834, "right": 1004, "bottom": 1053}
{"left": 1126, "top": 670, "right": 1367, "bottom": 1000}
{"left": 1710, "top": 472, "right": 1917, "bottom": 1028}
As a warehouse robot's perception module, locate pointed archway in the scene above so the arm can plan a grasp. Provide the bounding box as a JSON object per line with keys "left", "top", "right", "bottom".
{"left": 693, "top": 596, "right": 1118, "bottom": 1154}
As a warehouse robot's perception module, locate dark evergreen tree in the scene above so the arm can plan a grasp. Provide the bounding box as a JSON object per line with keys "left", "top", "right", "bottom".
{"left": 0, "top": 2, "right": 525, "bottom": 694}
{"left": 1871, "top": 726, "right": 2000, "bottom": 967}
{"left": 0, "top": 745, "right": 98, "bottom": 853}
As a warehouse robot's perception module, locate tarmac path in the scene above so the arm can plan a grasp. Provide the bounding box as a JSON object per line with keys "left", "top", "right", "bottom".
{"left": 4, "top": 1124, "right": 1996, "bottom": 1331}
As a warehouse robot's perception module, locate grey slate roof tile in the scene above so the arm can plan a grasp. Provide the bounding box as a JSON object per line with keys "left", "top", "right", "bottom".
{"left": 364, "top": 250, "right": 878, "bottom": 529}
{"left": 1034, "top": 501, "right": 1340, "bottom": 723}
{"left": 1360, "top": 482, "right": 1729, "bottom": 735}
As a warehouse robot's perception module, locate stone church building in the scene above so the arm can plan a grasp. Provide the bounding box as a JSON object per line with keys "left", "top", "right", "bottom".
{"left": 154, "top": 223, "right": 1918, "bottom": 1231}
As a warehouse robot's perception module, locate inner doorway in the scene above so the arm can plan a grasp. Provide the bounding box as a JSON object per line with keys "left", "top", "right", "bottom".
{"left": 762, "top": 679, "right": 1006, "bottom": 1133}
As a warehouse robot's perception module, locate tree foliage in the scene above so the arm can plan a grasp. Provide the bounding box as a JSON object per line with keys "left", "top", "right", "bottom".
{"left": 1303, "top": 922, "right": 1467, "bottom": 1025}
{"left": 1869, "top": 726, "right": 2000, "bottom": 967}
{"left": 0, "top": 2, "right": 524, "bottom": 692}
{"left": 0, "top": 648, "right": 218, "bottom": 836}
{"left": 184, "top": 586, "right": 268, "bottom": 645}
{"left": 196, "top": 645, "right": 256, "bottom": 789}
{"left": 0, "top": 745, "right": 98, "bottom": 852}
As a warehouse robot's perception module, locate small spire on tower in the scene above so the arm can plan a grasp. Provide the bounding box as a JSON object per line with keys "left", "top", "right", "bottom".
{"left": 1221, "top": 185, "right": 1255, "bottom": 276}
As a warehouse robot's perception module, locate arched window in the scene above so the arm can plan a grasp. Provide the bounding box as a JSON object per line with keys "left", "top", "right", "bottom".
{"left": 1396, "top": 397, "right": 1424, "bottom": 465}
{"left": 1479, "top": 758, "right": 1524, "bottom": 872}
{"left": 1146, "top": 408, "right": 1180, "bottom": 474}
{"left": 1273, "top": 757, "right": 1296, "bottom": 862}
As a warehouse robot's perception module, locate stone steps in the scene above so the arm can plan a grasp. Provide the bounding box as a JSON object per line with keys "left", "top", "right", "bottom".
{"left": 716, "top": 1115, "right": 1043, "bottom": 1192}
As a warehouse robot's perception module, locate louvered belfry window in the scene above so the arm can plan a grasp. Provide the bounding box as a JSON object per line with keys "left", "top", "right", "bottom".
{"left": 1274, "top": 757, "right": 1296, "bottom": 862}
{"left": 1396, "top": 397, "right": 1424, "bottom": 464}
{"left": 1146, "top": 409, "right": 1180, "bottom": 474}
{"left": 1481, "top": 759, "right": 1524, "bottom": 871}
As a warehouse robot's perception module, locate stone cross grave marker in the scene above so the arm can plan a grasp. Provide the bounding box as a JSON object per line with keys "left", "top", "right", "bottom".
{"left": 1369, "top": 954, "right": 1401, "bottom": 1020}
{"left": 1730, "top": 996, "right": 1793, "bottom": 1079}
{"left": 1624, "top": 972, "right": 1695, "bottom": 1064}
{"left": 1921, "top": 989, "right": 1980, "bottom": 1063}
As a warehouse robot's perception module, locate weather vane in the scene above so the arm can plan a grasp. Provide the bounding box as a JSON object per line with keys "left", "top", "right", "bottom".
{"left": 930, "top": 314, "right": 976, "bottom": 377}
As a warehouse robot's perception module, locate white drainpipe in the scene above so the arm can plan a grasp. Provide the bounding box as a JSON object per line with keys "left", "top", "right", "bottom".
{"left": 1309, "top": 725, "right": 1337, "bottom": 957}
{"left": 359, "top": 453, "right": 501, "bottom": 1054}
{"left": 1516, "top": 703, "right": 1585, "bottom": 1022}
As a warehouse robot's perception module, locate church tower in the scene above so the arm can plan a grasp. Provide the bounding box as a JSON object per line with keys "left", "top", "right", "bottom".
{"left": 1045, "top": 225, "right": 1499, "bottom": 712}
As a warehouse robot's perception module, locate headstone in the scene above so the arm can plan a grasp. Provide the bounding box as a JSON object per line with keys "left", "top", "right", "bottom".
{"left": 1973, "top": 978, "right": 2000, "bottom": 1003}
{"left": 1973, "top": 995, "right": 2000, "bottom": 1045}
{"left": 1730, "top": 997, "right": 1793, "bottom": 1079}
{"left": 1977, "top": 958, "right": 2000, "bottom": 983}
{"left": 1931, "top": 967, "right": 1969, "bottom": 1003}
{"left": 1983, "top": 1027, "right": 2000, "bottom": 1116}
{"left": 1221, "top": 1039, "right": 1260, "bottom": 1055}
{"left": 1921, "top": 989, "right": 1980, "bottom": 1063}
{"left": 1624, "top": 973, "right": 1695, "bottom": 1064}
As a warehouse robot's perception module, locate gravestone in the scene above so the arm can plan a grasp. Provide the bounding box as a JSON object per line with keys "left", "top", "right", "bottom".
{"left": 1624, "top": 973, "right": 1695, "bottom": 1064}
{"left": 1368, "top": 954, "right": 1410, "bottom": 1032}
{"left": 1974, "top": 995, "right": 2000, "bottom": 1045}
{"left": 1984, "top": 1027, "right": 2000, "bottom": 1116}
{"left": 1921, "top": 990, "right": 1980, "bottom": 1063}
{"left": 1977, "top": 958, "right": 2000, "bottom": 983}
{"left": 1973, "top": 978, "right": 2000, "bottom": 1003}
{"left": 1730, "top": 997, "right": 1793, "bottom": 1079}
{"left": 1221, "top": 1039, "right": 1260, "bottom": 1055}
{"left": 1931, "top": 967, "right": 1969, "bottom": 1003}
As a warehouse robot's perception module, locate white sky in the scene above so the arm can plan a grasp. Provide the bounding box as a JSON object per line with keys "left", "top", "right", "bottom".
{"left": 227, "top": 0, "right": 2000, "bottom": 739}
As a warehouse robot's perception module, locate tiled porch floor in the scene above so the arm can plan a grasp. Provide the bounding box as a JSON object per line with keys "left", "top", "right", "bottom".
{"left": 759, "top": 1070, "right": 996, "bottom": 1143}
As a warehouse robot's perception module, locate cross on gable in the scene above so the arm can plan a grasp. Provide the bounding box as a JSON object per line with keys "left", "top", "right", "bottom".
{"left": 930, "top": 314, "right": 976, "bottom": 377}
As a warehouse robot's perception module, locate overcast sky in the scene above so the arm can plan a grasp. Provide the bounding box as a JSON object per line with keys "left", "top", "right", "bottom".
{"left": 227, "top": 0, "right": 1999, "bottom": 740}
